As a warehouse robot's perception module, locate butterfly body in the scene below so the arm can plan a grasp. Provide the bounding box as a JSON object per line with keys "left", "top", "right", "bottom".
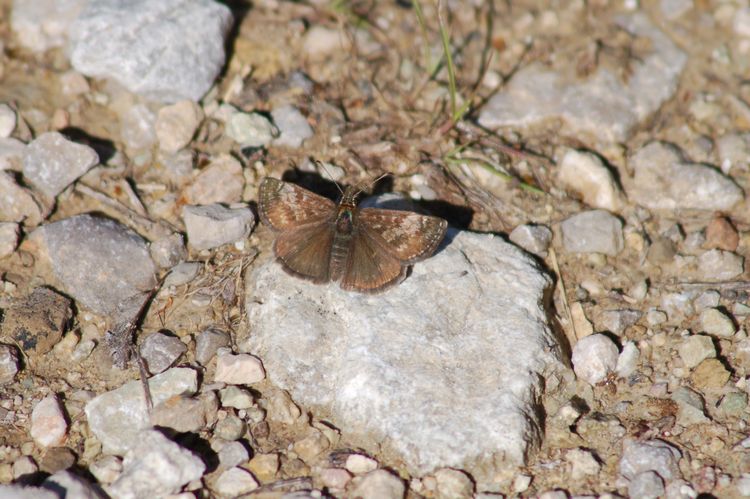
{"left": 258, "top": 177, "right": 447, "bottom": 293}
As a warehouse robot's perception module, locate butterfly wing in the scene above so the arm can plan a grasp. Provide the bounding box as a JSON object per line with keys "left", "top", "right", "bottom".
{"left": 273, "top": 220, "right": 335, "bottom": 283}
{"left": 258, "top": 177, "right": 336, "bottom": 231}
{"left": 356, "top": 208, "right": 448, "bottom": 263}
{"left": 340, "top": 228, "right": 406, "bottom": 293}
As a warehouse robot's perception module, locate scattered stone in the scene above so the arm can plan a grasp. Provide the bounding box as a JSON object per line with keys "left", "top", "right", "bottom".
{"left": 599, "top": 309, "right": 642, "bottom": 336}
{"left": 155, "top": 100, "right": 204, "bottom": 153}
{"left": 214, "top": 353, "right": 265, "bottom": 385}
{"left": 349, "top": 469, "right": 406, "bottom": 499}
{"left": 271, "top": 105, "right": 313, "bottom": 148}
{"left": 671, "top": 386, "right": 709, "bottom": 426}
{"left": 697, "top": 249, "right": 744, "bottom": 281}
{"left": 140, "top": 332, "right": 187, "bottom": 374}
{"left": 69, "top": 0, "right": 233, "bottom": 103}
{"left": 1, "top": 287, "right": 72, "bottom": 355}
{"left": 734, "top": 7, "right": 750, "bottom": 37}
{"left": 700, "top": 308, "right": 736, "bottom": 338}
{"left": 195, "top": 327, "right": 231, "bottom": 365}
{"left": 85, "top": 368, "right": 198, "bottom": 454}
{"left": 0, "top": 344, "right": 19, "bottom": 384}
{"left": 512, "top": 474, "right": 532, "bottom": 493}
{"left": 557, "top": 149, "right": 625, "bottom": 211}
{"left": 181, "top": 154, "right": 244, "bottom": 205}
{"left": 0, "top": 104, "right": 16, "bottom": 138}
{"left": 30, "top": 395, "right": 67, "bottom": 448}
{"left": 10, "top": 0, "right": 86, "bottom": 52}
{"left": 28, "top": 214, "right": 157, "bottom": 317}
{"left": 182, "top": 203, "right": 255, "bottom": 250}
{"left": 214, "top": 413, "right": 245, "bottom": 441}
{"left": 89, "top": 456, "right": 122, "bottom": 484}
{"left": 107, "top": 429, "right": 205, "bottom": 498}
{"left": 570, "top": 302, "right": 594, "bottom": 339}
{"left": 294, "top": 429, "right": 330, "bottom": 463}
{"left": 509, "top": 224, "right": 552, "bottom": 258}
{"left": 478, "top": 14, "right": 686, "bottom": 143}
{"left": 115, "top": 100, "right": 157, "bottom": 152}
{"left": 219, "top": 386, "right": 255, "bottom": 410}
{"left": 433, "top": 468, "right": 475, "bottom": 499}
{"left": 302, "top": 25, "right": 351, "bottom": 61}
{"left": 163, "top": 261, "right": 200, "bottom": 287}
{"left": 694, "top": 290, "right": 721, "bottom": 311}
{"left": 0, "top": 137, "right": 26, "bottom": 170}
{"left": 22, "top": 132, "right": 99, "bottom": 200}
{"left": 150, "top": 395, "right": 206, "bottom": 433}
{"left": 690, "top": 358, "right": 730, "bottom": 391}
{"left": 213, "top": 467, "right": 259, "bottom": 496}
{"left": 245, "top": 230, "right": 563, "bottom": 476}
{"left": 560, "top": 210, "right": 624, "bottom": 256}
{"left": 0, "top": 171, "right": 46, "bottom": 225}
{"left": 59, "top": 71, "right": 91, "bottom": 97}
{"left": 265, "top": 388, "right": 302, "bottom": 425}
{"left": 705, "top": 216, "right": 739, "bottom": 251}
{"left": 737, "top": 474, "right": 750, "bottom": 496}
{"left": 39, "top": 447, "right": 76, "bottom": 473}
{"left": 536, "top": 491, "right": 567, "bottom": 499}
{"left": 629, "top": 470, "right": 665, "bottom": 499}
{"left": 717, "top": 133, "right": 750, "bottom": 172}
{"left": 628, "top": 142, "right": 743, "bottom": 211}
{"left": 246, "top": 453, "right": 280, "bottom": 482}
{"left": 678, "top": 335, "right": 716, "bottom": 369}
{"left": 647, "top": 237, "right": 676, "bottom": 265}
{"left": 12, "top": 455, "right": 38, "bottom": 480}
{"left": 616, "top": 341, "right": 640, "bottom": 377}
{"left": 572, "top": 334, "right": 619, "bottom": 384}
{"left": 150, "top": 233, "right": 188, "bottom": 269}
{"left": 645, "top": 309, "right": 667, "bottom": 326}
{"left": 320, "top": 467, "right": 352, "bottom": 491}
{"left": 566, "top": 448, "right": 601, "bottom": 480}
{"left": 718, "top": 392, "right": 748, "bottom": 418}
{"left": 619, "top": 439, "right": 682, "bottom": 481}
{"left": 345, "top": 454, "right": 379, "bottom": 474}
{"left": 215, "top": 440, "right": 249, "bottom": 470}
{"left": 0, "top": 222, "right": 19, "bottom": 258}
{"left": 225, "top": 111, "right": 278, "bottom": 148}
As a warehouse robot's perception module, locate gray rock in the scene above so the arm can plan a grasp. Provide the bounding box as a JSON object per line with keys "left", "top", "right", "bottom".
{"left": 557, "top": 149, "right": 625, "bottom": 211}
{"left": 1, "top": 287, "right": 72, "bottom": 355}
{"left": 150, "top": 233, "right": 187, "bottom": 269}
{"left": 219, "top": 386, "right": 255, "bottom": 409}
{"left": 0, "top": 104, "right": 16, "bottom": 138}
{"left": 107, "top": 429, "right": 205, "bottom": 499}
{"left": 182, "top": 203, "right": 255, "bottom": 250}
{"left": 195, "top": 327, "right": 231, "bottom": 365}
{"left": 244, "top": 229, "right": 564, "bottom": 477}
{"left": 140, "top": 332, "right": 187, "bottom": 374}
{"left": 69, "top": 0, "right": 233, "bottom": 103}
{"left": 478, "top": 14, "right": 686, "bottom": 143}
{"left": 616, "top": 342, "right": 640, "bottom": 378}
{"left": 700, "top": 307, "right": 736, "bottom": 338}
{"left": 509, "top": 224, "right": 552, "bottom": 258}
{"left": 694, "top": 290, "right": 721, "bottom": 311}
{"left": 214, "top": 413, "right": 245, "bottom": 441}
{"left": 164, "top": 261, "right": 201, "bottom": 287}
{"left": 572, "top": 334, "right": 619, "bottom": 384}
{"left": 213, "top": 467, "right": 259, "bottom": 496}
{"left": 85, "top": 367, "right": 198, "bottom": 454}
{"left": 155, "top": 100, "right": 204, "bottom": 153}
{"left": 697, "top": 249, "right": 744, "bottom": 281}
{"left": 215, "top": 440, "right": 250, "bottom": 470}
{"left": 619, "top": 439, "right": 682, "bottom": 481}
{"left": 150, "top": 395, "right": 206, "bottom": 433}
{"left": 628, "top": 470, "right": 665, "bottom": 499}
{"left": 115, "top": 100, "right": 157, "bottom": 152}
{"left": 22, "top": 132, "right": 99, "bottom": 199}
{"left": 271, "top": 105, "right": 314, "bottom": 148}
{"left": 10, "top": 0, "right": 87, "bottom": 52}
{"left": 30, "top": 395, "right": 67, "bottom": 448}
{"left": 29, "top": 215, "right": 157, "bottom": 318}
{"left": 599, "top": 309, "right": 642, "bottom": 335}
{"left": 181, "top": 153, "right": 244, "bottom": 205}
{"left": 42, "top": 470, "right": 107, "bottom": 499}
{"left": 671, "top": 386, "right": 708, "bottom": 426}
{"left": 0, "top": 344, "right": 19, "bottom": 384}
{"left": 0, "top": 137, "right": 26, "bottom": 170}
{"left": 0, "top": 171, "right": 46, "bottom": 225}
{"left": 88, "top": 456, "right": 122, "bottom": 484}
{"left": 214, "top": 352, "right": 266, "bottom": 385}
{"left": 0, "top": 222, "right": 19, "bottom": 258}
{"left": 225, "top": 111, "right": 278, "bottom": 148}
{"left": 561, "top": 210, "right": 624, "bottom": 256}
{"left": 628, "top": 142, "right": 743, "bottom": 211}
{"left": 348, "top": 469, "right": 405, "bottom": 499}
{"left": 678, "top": 335, "right": 716, "bottom": 369}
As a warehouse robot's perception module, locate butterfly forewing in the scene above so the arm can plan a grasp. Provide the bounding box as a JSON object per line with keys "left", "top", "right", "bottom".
{"left": 259, "top": 177, "right": 336, "bottom": 231}
{"left": 273, "top": 221, "right": 335, "bottom": 283}
{"left": 341, "top": 229, "right": 406, "bottom": 292}
{"left": 357, "top": 209, "right": 448, "bottom": 263}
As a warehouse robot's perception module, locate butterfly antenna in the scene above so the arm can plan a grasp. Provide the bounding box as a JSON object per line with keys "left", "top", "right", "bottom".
{"left": 355, "top": 172, "right": 392, "bottom": 196}
{"left": 313, "top": 159, "right": 344, "bottom": 196}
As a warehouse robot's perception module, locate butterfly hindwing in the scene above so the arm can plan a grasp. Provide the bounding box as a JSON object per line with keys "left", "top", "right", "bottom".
{"left": 273, "top": 220, "right": 335, "bottom": 283}
{"left": 259, "top": 177, "right": 336, "bottom": 231}
{"left": 341, "top": 228, "right": 406, "bottom": 292}
{"left": 356, "top": 208, "right": 448, "bottom": 264}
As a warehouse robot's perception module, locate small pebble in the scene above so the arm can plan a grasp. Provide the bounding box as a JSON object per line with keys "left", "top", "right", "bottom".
{"left": 0, "top": 104, "right": 16, "bottom": 138}
{"left": 293, "top": 429, "right": 330, "bottom": 463}
{"left": 213, "top": 467, "right": 259, "bottom": 496}
{"left": 345, "top": 454, "right": 379, "bottom": 474}
{"left": 557, "top": 149, "right": 625, "bottom": 211}
{"left": 181, "top": 153, "right": 244, "bottom": 205}
{"left": 704, "top": 216, "right": 739, "bottom": 251}
{"left": 12, "top": 455, "right": 38, "bottom": 479}
{"left": 566, "top": 448, "right": 601, "bottom": 480}
{"left": 320, "top": 467, "right": 352, "bottom": 491}
{"left": 700, "top": 307, "right": 736, "bottom": 338}
{"left": 619, "top": 439, "right": 681, "bottom": 481}
{"left": 718, "top": 391, "right": 748, "bottom": 418}
{"left": 182, "top": 203, "right": 256, "bottom": 250}
{"left": 536, "top": 491, "right": 568, "bottom": 499}
{"left": 698, "top": 249, "right": 744, "bottom": 281}
{"left": 671, "top": 386, "right": 709, "bottom": 425}
{"left": 690, "top": 358, "right": 730, "bottom": 391}
{"left": 0, "top": 136, "right": 26, "bottom": 170}
{"left": 39, "top": 447, "right": 76, "bottom": 473}
{"left": 246, "top": 453, "right": 280, "bottom": 481}
{"left": 572, "top": 334, "right": 619, "bottom": 384}
{"left": 734, "top": 7, "right": 750, "bottom": 37}
{"left": 195, "top": 327, "right": 231, "bottom": 365}
{"left": 678, "top": 335, "right": 716, "bottom": 369}
{"left": 163, "top": 261, "right": 200, "bottom": 287}
{"left": 214, "top": 413, "right": 245, "bottom": 441}
{"left": 302, "top": 25, "right": 351, "bottom": 61}
{"left": 150, "top": 395, "right": 206, "bottom": 433}
{"left": 215, "top": 440, "right": 249, "bottom": 469}
{"left": 570, "top": 302, "right": 594, "bottom": 338}
{"left": 694, "top": 290, "right": 720, "bottom": 311}
{"left": 616, "top": 341, "right": 639, "bottom": 377}
{"left": 3, "top": 287, "right": 72, "bottom": 355}
{"left": 433, "top": 468, "right": 475, "bottom": 499}
{"left": 599, "top": 309, "right": 642, "bottom": 335}
{"left": 0, "top": 344, "right": 19, "bottom": 384}
{"left": 225, "top": 110, "right": 278, "bottom": 148}
{"left": 646, "top": 309, "right": 668, "bottom": 326}
{"left": 0, "top": 171, "right": 46, "bottom": 225}
{"left": 155, "top": 100, "right": 204, "bottom": 153}
{"left": 736, "top": 474, "right": 750, "bottom": 495}
{"left": 214, "top": 353, "right": 265, "bottom": 385}
{"left": 271, "top": 105, "right": 313, "bottom": 148}
{"left": 89, "top": 455, "right": 122, "bottom": 484}
{"left": 219, "top": 386, "right": 255, "bottom": 409}
{"left": 31, "top": 395, "right": 67, "bottom": 448}
{"left": 512, "top": 474, "right": 532, "bottom": 493}
{"left": 150, "top": 233, "right": 188, "bottom": 269}
{"left": 349, "top": 469, "right": 406, "bottom": 499}
{"left": 628, "top": 470, "right": 665, "bottom": 499}
{"left": 561, "top": 210, "right": 624, "bottom": 256}
{"left": 509, "top": 224, "right": 552, "bottom": 257}
{"left": 140, "top": 332, "right": 188, "bottom": 374}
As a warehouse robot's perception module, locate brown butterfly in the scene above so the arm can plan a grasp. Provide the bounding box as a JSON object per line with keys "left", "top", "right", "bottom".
{"left": 258, "top": 177, "right": 448, "bottom": 293}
